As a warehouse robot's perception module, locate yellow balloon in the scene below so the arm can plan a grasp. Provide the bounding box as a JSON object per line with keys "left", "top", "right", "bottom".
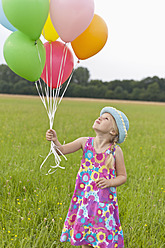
{"left": 71, "top": 14, "right": 108, "bottom": 60}
{"left": 42, "top": 14, "right": 59, "bottom": 42}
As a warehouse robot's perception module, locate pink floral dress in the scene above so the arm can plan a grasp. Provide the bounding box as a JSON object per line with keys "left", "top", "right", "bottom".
{"left": 60, "top": 137, "right": 124, "bottom": 248}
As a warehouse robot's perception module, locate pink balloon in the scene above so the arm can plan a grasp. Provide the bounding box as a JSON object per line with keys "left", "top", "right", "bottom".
{"left": 50, "top": 0, "right": 95, "bottom": 43}
{"left": 41, "top": 41, "right": 74, "bottom": 89}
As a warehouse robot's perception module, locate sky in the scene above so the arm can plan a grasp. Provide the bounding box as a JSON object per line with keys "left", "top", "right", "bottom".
{"left": 0, "top": 0, "right": 165, "bottom": 82}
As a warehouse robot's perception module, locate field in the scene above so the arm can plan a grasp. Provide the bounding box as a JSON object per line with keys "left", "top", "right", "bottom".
{"left": 0, "top": 95, "right": 165, "bottom": 248}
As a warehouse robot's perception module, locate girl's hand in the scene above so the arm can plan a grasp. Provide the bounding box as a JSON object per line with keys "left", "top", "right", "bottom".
{"left": 46, "top": 129, "right": 57, "bottom": 143}
{"left": 96, "top": 177, "right": 112, "bottom": 189}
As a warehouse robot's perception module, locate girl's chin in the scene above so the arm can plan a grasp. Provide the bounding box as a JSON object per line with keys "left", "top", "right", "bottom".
{"left": 92, "top": 126, "right": 101, "bottom": 133}
{"left": 92, "top": 124, "right": 97, "bottom": 130}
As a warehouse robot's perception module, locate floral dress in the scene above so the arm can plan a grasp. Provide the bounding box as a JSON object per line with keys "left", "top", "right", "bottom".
{"left": 60, "top": 137, "right": 124, "bottom": 248}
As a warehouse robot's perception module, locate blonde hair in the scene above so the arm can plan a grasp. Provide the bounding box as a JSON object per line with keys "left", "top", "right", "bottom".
{"left": 105, "top": 118, "right": 119, "bottom": 170}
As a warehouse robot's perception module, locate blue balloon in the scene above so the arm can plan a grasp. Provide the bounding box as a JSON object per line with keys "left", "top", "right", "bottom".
{"left": 0, "top": 0, "right": 17, "bottom": 32}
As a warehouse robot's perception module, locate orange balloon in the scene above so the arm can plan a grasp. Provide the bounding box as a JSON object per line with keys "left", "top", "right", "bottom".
{"left": 71, "top": 14, "right": 108, "bottom": 60}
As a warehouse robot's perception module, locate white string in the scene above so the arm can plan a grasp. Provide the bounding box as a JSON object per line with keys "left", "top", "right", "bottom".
{"left": 36, "top": 79, "right": 67, "bottom": 175}
{"left": 35, "top": 43, "right": 78, "bottom": 175}
{"left": 58, "top": 60, "right": 79, "bottom": 106}
{"left": 53, "top": 44, "right": 67, "bottom": 113}
{"left": 49, "top": 42, "right": 53, "bottom": 128}
{"left": 56, "top": 46, "right": 68, "bottom": 106}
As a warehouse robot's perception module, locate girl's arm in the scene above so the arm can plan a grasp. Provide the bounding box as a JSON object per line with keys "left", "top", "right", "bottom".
{"left": 46, "top": 129, "right": 87, "bottom": 155}
{"left": 96, "top": 146, "right": 127, "bottom": 188}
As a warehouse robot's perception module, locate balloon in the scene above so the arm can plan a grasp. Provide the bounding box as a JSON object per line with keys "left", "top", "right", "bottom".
{"left": 3, "top": 31, "right": 46, "bottom": 81}
{"left": 71, "top": 14, "right": 108, "bottom": 60}
{"left": 41, "top": 41, "right": 74, "bottom": 88}
{"left": 50, "top": 0, "right": 94, "bottom": 43}
{"left": 2, "top": 0, "right": 49, "bottom": 40}
{"left": 0, "top": 0, "right": 16, "bottom": 31}
{"left": 42, "top": 14, "right": 59, "bottom": 42}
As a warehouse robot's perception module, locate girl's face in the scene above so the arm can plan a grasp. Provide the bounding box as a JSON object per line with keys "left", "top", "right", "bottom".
{"left": 93, "top": 113, "right": 118, "bottom": 135}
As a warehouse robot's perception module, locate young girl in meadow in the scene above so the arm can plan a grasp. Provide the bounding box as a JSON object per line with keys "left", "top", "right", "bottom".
{"left": 46, "top": 106, "right": 129, "bottom": 248}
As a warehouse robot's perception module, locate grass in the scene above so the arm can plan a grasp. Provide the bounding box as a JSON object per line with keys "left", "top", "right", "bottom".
{"left": 0, "top": 95, "right": 165, "bottom": 248}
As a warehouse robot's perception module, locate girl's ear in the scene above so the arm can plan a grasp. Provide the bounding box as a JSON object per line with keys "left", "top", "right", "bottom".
{"left": 110, "top": 129, "right": 116, "bottom": 136}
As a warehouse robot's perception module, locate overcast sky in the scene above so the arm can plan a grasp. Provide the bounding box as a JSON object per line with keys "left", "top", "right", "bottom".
{"left": 0, "top": 0, "right": 165, "bottom": 81}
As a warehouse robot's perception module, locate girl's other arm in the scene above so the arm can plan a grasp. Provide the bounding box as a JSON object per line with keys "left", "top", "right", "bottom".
{"left": 46, "top": 129, "right": 87, "bottom": 155}
{"left": 110, "top": 146, "right": 127, "bottom": 187}
{"left": 96, "top": 146, "right": 127, "bottom": 188}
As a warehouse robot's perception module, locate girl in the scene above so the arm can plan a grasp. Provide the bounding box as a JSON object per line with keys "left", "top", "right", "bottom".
{"left": 46, "top": 106, "right": 129, "bottom": 248}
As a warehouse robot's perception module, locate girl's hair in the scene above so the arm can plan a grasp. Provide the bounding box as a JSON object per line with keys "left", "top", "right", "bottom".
{"left": 105, "top": 117, "right": 119, "bottom": 170}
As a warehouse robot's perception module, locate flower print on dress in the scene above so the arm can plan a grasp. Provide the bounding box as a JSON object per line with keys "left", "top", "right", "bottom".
{"left": 98, "top": 187, "right": 115, "bottom": 204}
{"left": 83, "top": 159, "right": 94, "bottom": 170}
{"left": 105, "top": 215, "right": 116, "bottom": 230}
{"left": 99, "top": 202, "right": 108, "bottom": 210}
{"left": 73, "top": 230, "right": 84, "bottom": 242}
{"left": 61, "top": 232, "right": 69, "bottom": 242}
{"left": 77, "top": 204, "right": 89, "bottom": 218}
{"left": 85, "top": 150, "right": 93, "bottom": 160}
{"left": 91, "top": 170, "right": 100, "bottom": 182}
{"left": 105, "top": 231, "right": 114, "bottom": 244}
{"left": 70, "top": 195, "right": 78, "bottom": 205}
{"left": 98, "top": 241, "right": 107, "bottom": 248}
{"left": 74, "top": 182, "right": 86, "bottom": 196}
{"left": 85, "top": 233, "right": 97, "bottom": 247}
{"left": 106, "top": 149, "right": 111, "bottom": 155}
{"left": 99, "top": 165, "right": 109, "bottom": 175}
{"left": 96, "top": 231, "right": 107, "bottom": 243}
{"left": 67, "top": 213, "right": 77, "bottom": 226}
{"left": 95, "top": 153, "right": 105, "bottom": 164}
{"left": 86, "top": 199, "right": 98, "bottom": 217}
{"left": 79, "top": 170, "right": 91, "bottom": 184}
{"left": 84, "top": 190, "right": 99, "bottom": 202}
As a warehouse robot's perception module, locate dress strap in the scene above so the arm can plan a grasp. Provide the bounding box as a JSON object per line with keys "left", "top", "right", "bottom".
{"left": 106, "top": 144, "right": 119, "bottom": 157}
{"left": 91, "top": 137, "right": 94, "bottom": 147}
{"left": 83, "top": 137, "right": 93, "bottom": 153}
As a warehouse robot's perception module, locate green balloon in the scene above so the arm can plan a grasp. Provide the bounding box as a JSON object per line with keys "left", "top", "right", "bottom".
{"left": 3, "top": 31, "right": 46, "bottom": 82}
{"left": 2, "top": 0, "right": 49, "bottom": 40}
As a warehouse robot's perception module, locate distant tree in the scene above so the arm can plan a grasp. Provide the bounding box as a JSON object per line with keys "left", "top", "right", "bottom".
{"left": 71, "top": 84, "right": 85, "bottom": 97}
{"left": 86, "top": 86, "right": 102, "bottom": 98}
{"left": 113, "top": 86, "right": 123, "bottom": 99}
{"left": 131, "top": 88, "right": 142, "bottom": 100}
{"left": 146, "top": 82, "right": 160, "bottom": 101}
{"left": 71, "top": 67, "right": 90, "bottom": 85}
{"left": 105, "top": 90, "right": 114, "bottom": 99}
{"left": 0, "top": 80, "right": 13, "bottom": 93}
{"left": 90, "top": 79, "right": 103, "bottom": 87}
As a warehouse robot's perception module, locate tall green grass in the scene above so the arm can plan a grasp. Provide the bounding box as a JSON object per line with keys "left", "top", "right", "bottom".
{"left": 0, "top": 96, "right": 165, "bottom": 247}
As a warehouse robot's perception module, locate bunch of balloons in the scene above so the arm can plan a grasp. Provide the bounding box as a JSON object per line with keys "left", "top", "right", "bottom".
{"left": 1, "top": 0, "right": 108, "bottom": 174}
{"left": 1, "top": 0, "right": 108, "bottom": 87}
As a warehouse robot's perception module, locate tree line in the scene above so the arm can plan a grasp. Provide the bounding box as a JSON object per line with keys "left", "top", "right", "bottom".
{"left": 0, "top": 64, "right": 165, "bottom": 102}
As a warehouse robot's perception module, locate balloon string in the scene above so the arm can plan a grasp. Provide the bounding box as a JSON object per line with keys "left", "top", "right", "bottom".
{"left": 56, "top": 44, "right": 68, "bottom": 103}
{"left": 35, "top": 80, "right": 48, "bottom": 116}
{"left": 48, "top": 44, "right": 66, "bottom": 127}
{"left": 54, "top": 48, "right": 68, "bottom": 115}
{"left": 58, "top": 60, "right": 79, "bottom": 106}
{"left": 40, "top": 141, "right": 66, "bottom": 175}
{"left": 50, "top": 42, "right": 53, "bottom": 128}
{"left": 53, "top": 44, "right": 67, "bottom": 111}
{"left": 35, "top": 79, "right": 67, "bottom": 175}
{"left": 35, "top": 42, "right": 43, "bottom": 79}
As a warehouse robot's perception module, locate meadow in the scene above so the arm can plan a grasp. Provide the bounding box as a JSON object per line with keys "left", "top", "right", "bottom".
{"left": 0, "top": 95, "right": 164, "bottom": 248}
